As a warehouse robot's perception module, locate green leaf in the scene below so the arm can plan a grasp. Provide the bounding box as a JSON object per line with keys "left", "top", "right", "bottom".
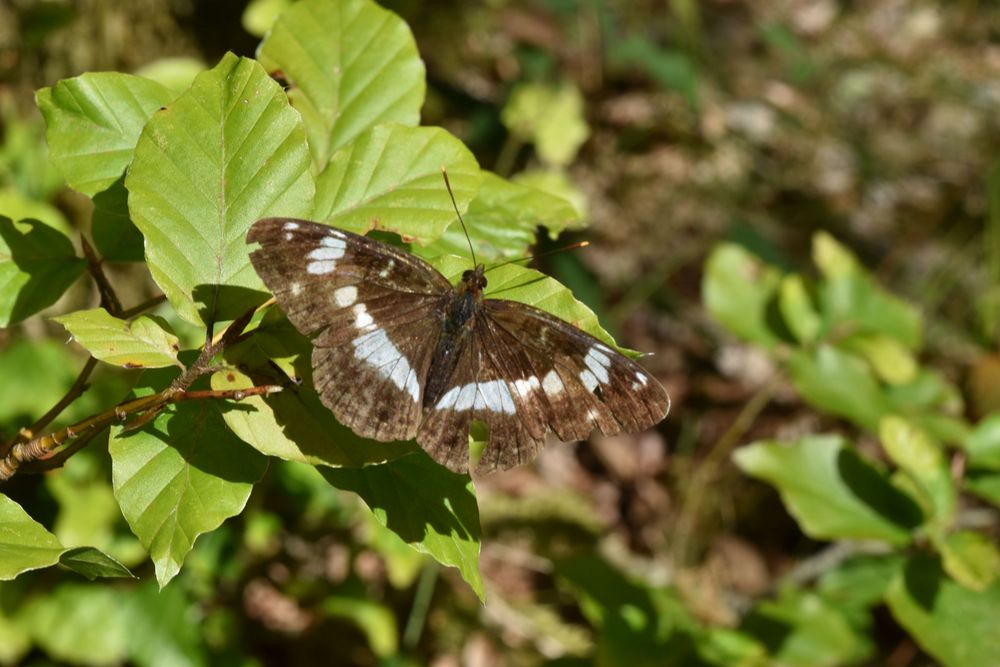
{"left": 0, "top": 586, "right": 30, "bottom": 665}
{"left": 703, "top": 243, "right": 784, "bottom": 346}
{"left": 242, "top": 0, "right": 292, "bottom": 37}
{"left": 734, "top": 435, "right": 922, "bottom": 545}
{"left": 321, "top": 452, "right": 483, "bottom": 600}
{"left": 787, "top": 345, "right": 891, "bottom": 430}
{"left": 0, "top": 217, "right": 85, "bottom": 326}
{"left": 741, "top": 587, "right": 874, "bottom": 667}
{"left": 58, "top": 547, "right": 135, "bottom": 580}
{"left": 416, "top": 171, "right": 582, "bottom": 262}
{"left": 965, "top": 413, "right": 1000, "bottom": 471}
{"left": 256, "top": 0, "right": 425, "bottom": 168}
{"left": 91, "top": 178, "right": 144, "bottom": 262}
{"left": 133, "top": 57, "right": 205, "bottom": 95}
{"left": 965, "top": 470, "right": 1000, "bottom": 509}
{"left": 54, "top": 307, "right": 182, "bottom": 369}
{"left": 322, "top": 596, "right": 398, "bottom": 657}
{"left": 940, "top": 531, "right": 1000, "bottom": 592}
{"left": 313, "top": 123, "right": 481, "bottom": 245}
{"left": 211, "top": 368, "right": 414, "bottom": 466}
{"left": 879, "top": 416, "right": 955, "bottom": 529}
{"left": 109, "top": 368, "right": 268, "bottom": 587}
{"left": 36, "top": 72, "right": 172, "bottom": 196}
{"left": 817, "top": 554, "right": 905, "bottom": 611}
{"left": 886, "top": 555, "right": 1000, "bottom": 667}
{"left": 126, "top": 52, "right": 314, "bottom": 326}
{"left": 126, "top": 581, "right": 207, "bottom": 667}
{"left": 779, "top": 274, "right": 821, "bottom": 343}
{"left": 0, "top": 185, "right": 71, "bottom": 235}
{"left": 842, "top": 334, "right": 918, "bottom": 385}
{"left": 814, "top": 232, "right": 922, "bottom": 349}
{"left": 0, "top": 495, "right": 65, "bottom": 580}
{"left": 502, "top": 83, "right": 590, "bottom": 167}
{"left": 431, "top": 255, "right": 631, "bottom": 354}
{"left": 23, "top": 583, "right": 129, "bottom": 665}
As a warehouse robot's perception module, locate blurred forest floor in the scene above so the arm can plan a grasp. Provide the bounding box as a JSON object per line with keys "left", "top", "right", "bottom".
{"left": 1, "top": 0, "right": 998, "bottom": 665}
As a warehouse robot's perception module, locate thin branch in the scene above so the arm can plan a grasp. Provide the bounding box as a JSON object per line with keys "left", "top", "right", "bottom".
{"left": 0, "top": 302, "right": 271, "bottom": 482}
{"left": 119, "top": 294, "right": 167, "bottom": 319}
{"left": 0, "top": 384, "right": 282, "bottom": 481}
{"left": 82, "top": 237, "right": 122, "bottom": 316}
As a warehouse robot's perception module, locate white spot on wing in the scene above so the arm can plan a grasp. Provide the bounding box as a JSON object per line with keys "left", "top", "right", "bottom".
{"left": 352, "top": 303, "right": 374, "bottom": 330}
{"left": 584, "top": 347, "right": 611, "bottom": 384}
{"left": 455, "top": 384, "right": 476, "bottom": 411}
{"left": 379, "top": 259, "right": 396, "bottom": 278}
{"left": 542, "top": 370, "right": 564, "bottom": 395}
{"left": 514, "top": 376, "right": 539, "bottom": 398}
{"left": 635, "top": 371, "right": 648, "bottom": 386}
{"left": 580, "top": 369, "right": 599, "bottom": 392}
{"left": 351, "top": 329, "right": 420, "bottom": 401}
{"left": 285, "top": 232, "right": 294, "bottom": 240}
{"left": 334, "top": 286, "right": 357, "bottom": 307}
{"left": 307, "top": 260, "right": 336, "bottom": 274}
{"left": 283, "top": 222, "right": 300, "bottom": 231}
{"left": 438, "top": 380, "right": 516, "bottom": 414}
{"left": 290, "top": 282, "right": 301, "bottom": 296}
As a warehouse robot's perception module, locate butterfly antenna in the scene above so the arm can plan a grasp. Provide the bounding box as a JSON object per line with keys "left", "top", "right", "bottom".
{"left": 441, "top": 167, "right": 477, "bottom": 267}
{"left": 485, "top": 240, "right": 590, "bottom": 273}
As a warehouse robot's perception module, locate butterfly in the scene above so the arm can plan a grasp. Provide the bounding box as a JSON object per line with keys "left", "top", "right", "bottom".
{"left": 246, "top": 218, "right": 670, "bottom": 474}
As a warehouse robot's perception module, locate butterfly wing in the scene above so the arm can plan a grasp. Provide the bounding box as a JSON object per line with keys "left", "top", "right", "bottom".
{"left": 417, "top": 298, "right": 670, "bottom": 474}
{"left": 248, "top": 218, "right": 450, "bottom": 441}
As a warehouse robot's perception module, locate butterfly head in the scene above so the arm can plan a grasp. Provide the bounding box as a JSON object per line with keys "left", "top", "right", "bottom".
{"left": 461, "top": 264, "right": 488, "bottom": 294}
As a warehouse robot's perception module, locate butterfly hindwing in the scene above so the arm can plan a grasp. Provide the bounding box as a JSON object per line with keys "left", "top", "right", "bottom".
{"left": 248, "top": 218, "right": 450, "bottom": 441}
{"left": 418, "top": 299, "right": 670, "bottom": 474}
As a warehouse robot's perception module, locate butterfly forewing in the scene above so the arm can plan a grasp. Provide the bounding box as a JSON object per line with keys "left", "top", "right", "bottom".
{"left": 248, "top": 218, "right": 449, "bottom": 441}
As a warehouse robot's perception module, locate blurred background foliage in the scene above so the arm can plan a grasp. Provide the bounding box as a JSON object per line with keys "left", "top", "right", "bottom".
{"left": 1, "top": 0, "right": 999, "bottom": 665}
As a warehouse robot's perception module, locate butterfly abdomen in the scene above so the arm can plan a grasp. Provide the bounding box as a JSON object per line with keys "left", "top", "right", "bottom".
{"left": 423, "top": 285, "right": 482, "bottom": 409}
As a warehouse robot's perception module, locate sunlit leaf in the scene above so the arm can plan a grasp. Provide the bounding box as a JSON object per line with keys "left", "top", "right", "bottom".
{"left": 940, "top": 531, "right": 1000, "bottom": 592}
{"left": 257, "top": 0, "right": 425, "bottom": 168}
{"left": 787, "top": 345, "right": 890, "bottom": 430}
{"left": 109, "top": 368, "right": 268, "bottom": 587}
{"left": 0, "top": 217, "right": 85, "bottom": 327}
{"left": 502, "top": 83, "right": 590, "bottom": 167}
{"left": 965, "top": 413, "right": 1000, "bottom": 471}
{"left": 36, "top": 72, "right": 172, "bottom": 196}
{"left": 54, "top": 307, "right": 182, "bottom": 369}
{"left": 322, "top": 596, "right": 398, "bottom": 657}
{"left": 734, "top": 435, "right": 922, "bottom": 545}
{"left": 0, "top": 495, "right": 64, "bottom": 580}
{"left": 779, "top": 274, "right": 821, "bottom": 344}
{"left": 126, "top": 52, "right": 314, "bottom": 326}
{"left": 416, "top": 170, "right": 582, "bottom": 262}
{"left": 703, "top": 243, "right": 785, "bottom": 347}
{"left": 313, "top": 123, "right": 481, "bottom": 245}
{"left": 879, "top": 416, "right": 954, "bottom": 530}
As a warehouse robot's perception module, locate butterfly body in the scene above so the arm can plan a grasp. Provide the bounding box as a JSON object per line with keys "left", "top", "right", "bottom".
{"left": 247, "top": 218, "right": 669, "bottom": 474}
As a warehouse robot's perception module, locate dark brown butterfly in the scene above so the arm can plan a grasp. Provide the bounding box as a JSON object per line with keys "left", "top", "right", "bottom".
{"left": 247, "top": 218, "right": 669, "bottom": 474}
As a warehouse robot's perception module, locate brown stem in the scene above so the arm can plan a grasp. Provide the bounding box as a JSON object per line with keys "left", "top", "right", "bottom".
{"left": 1, "top": 356, "right": 100, "bottom": 458}
{"left": 119, "top": 294, "right": 167, "bottom": 319}
{"left": 670, "top": 376, "right": 779, "bottom": 566}
{"left": 82, "top": 237, "right": 122, "bottom": 316}
{"left": 0, "top": 302, "right": 268, "bottom": 482}
{"left": 0, "top": 384, "right": 282, "bottom": 481}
